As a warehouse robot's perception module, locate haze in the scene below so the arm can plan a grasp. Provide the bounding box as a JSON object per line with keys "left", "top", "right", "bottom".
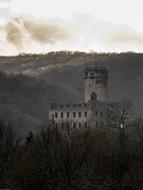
{"left": 0, "top": 0, "right": 143, "bottom": 55}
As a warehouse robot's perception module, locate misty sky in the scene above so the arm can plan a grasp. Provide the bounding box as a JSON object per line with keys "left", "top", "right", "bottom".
{"left": 0, "top": 0, "right": 143, "bottom": 55}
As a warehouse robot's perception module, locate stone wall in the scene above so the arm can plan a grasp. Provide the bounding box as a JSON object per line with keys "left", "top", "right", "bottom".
{"left": 48, "top": 101, "right": 117, "bottom": 129}
{"left": 84, "top": 67, "right": 108, "bottom": 102}
{"left": 49, "top": 103, "right": 91, "bottom": 128}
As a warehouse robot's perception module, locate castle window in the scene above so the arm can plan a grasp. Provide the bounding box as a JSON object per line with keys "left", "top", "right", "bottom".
{"left": 61, "top": 112, "right": 63, "bottom": 118}
{"left": 91, "top": 92, "right": 97, "bottom": 101}
{"left": 91, "top": 72, "right": 94, "bottom": 78}
{"left": 96, "top": 79, "right": 100, "bottom": 84}
{"left": 73, "top": 112, "right": 76, "bottom": 117}
{"left": 85, "top": 122, "right": 87, "bottom": 128}
{"left": 55, "top": 112, "right": 58, "bottom": 118}
{"left": 85, "top": 112, "right": 87, "bottom": 117}
{"left": 96, "top": 122, "right": 98, "bottom": 127}
{"left": 73, "top": 122, "right": 76, "bottom": 128}
{"left": 96, "top": 111, "right": 98, "bottom": 117}
{"left": 52, "top": 114, "right": 54, "bottom": 120}
{"left": 66, "top": 122, "right": 69, "bottom": 127}
{"left": 55, "top": 123, "right": 58, "bottom": 127}
{"left": 79, "top": 122, "right": 81, "bottom": 128}
{"left": 67, "top": 112, "right": 69, "bottom": 118}
{"left": 79, "top": 112, "right": 81, "bottom": 117}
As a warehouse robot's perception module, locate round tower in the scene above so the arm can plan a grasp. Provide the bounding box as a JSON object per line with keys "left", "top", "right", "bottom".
{"left": 84, "top": 66, "right": 108, "bottom": 103}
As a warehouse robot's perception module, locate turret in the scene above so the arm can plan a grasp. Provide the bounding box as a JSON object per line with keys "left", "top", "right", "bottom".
{"left": 84, "top": 66, "right": 108, "bottom": 103}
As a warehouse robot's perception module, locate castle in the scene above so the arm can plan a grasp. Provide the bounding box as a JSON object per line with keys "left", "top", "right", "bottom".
{"left": 48, "top": 66, "right": 119, "bottom": 129}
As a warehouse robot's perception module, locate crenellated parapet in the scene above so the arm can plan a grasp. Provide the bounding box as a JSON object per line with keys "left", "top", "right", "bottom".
{"left": 49, "top": 103, "right": 89, "bottom": 110}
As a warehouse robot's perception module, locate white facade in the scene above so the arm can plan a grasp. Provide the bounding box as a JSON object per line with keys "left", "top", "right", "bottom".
{"left": 49, "top": 103, "right": 91, "bottom": 128}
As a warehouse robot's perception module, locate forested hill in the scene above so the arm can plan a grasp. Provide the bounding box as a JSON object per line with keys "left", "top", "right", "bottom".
{"left": 0, "top": 51, "right": 142, "bottom": 134}
{"left": 0, "top": 51, "right": 143, "bottom": 76}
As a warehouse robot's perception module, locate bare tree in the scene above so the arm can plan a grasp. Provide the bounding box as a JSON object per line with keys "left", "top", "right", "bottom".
{"left": 119, "top": 98, "right": 134, "bottom": 128}
{"left": 0, "top": 121, "right": 19, "bottom": 189}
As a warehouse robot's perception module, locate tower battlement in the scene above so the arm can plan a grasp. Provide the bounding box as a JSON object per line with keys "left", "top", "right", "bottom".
{"left": 84, "top": 66, "right": 108, "bottom": 77}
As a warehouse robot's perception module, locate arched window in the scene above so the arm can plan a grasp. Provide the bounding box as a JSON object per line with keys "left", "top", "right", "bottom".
{"left": 91, "top": 92, "right": 97, "bottom": 101}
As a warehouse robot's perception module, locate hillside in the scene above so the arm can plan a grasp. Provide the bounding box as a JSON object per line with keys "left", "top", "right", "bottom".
{"left": 0, "top": 51, "right": 142, "bottom": 134}
{"left": 0, "top": 72, "right": 80, "bottom": 135}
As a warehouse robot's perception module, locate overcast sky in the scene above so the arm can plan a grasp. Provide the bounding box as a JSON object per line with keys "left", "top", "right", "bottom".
{"left": 0, "top": 0, "right": 143, "bottom": 55}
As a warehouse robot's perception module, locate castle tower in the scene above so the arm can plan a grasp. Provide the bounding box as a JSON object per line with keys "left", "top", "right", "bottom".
{"left": 84, "top": 66, "right": 108, "bottom": 103}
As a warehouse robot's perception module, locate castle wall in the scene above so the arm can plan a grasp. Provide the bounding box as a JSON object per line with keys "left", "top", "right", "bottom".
{"left": 49, "top": 103, "right": 92, "bottom": 128}
{"left": 48, "top": 101, "right": 117, "bottom": 129}
{"left": 48, "top": 66, "right": 119, "bottom": 130}
{"left": 84, "top": 79, "right": 108, "bottom": 102}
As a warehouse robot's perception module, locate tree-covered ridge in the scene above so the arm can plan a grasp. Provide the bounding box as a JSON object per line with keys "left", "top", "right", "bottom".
{"left": 0, "top": 51, "right": 143, "bottom": 74}
{"left": 0, "top": 72, "right": 80, "bottom": 135}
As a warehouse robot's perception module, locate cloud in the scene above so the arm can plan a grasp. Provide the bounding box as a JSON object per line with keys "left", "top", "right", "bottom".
{"left": 4, "top": 16, "right": 71, "bottom": 49}
{"left": 1, "top": 11, "right": 143, "bottom": 54}
{"left": 5, "top": 18, "right": 25, "bottom": 49}
{"left": 72, "top": 13, "right": 143, "bottom": 50}
{"left": 0, "top": 7, "right": 11, "bottom": 18}
{"left": 95, "top": 21, "right": 143, "bottom": 45}
{"left": 22, "top": 17, "right": 70, "bottom": 44}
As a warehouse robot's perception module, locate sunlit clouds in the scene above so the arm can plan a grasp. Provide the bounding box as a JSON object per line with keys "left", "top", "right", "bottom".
{"left": 5, "top": 17, "right": 70, "bottom": 48}
{"left": 0, "top": 0, "right": 143, "bottom": 55}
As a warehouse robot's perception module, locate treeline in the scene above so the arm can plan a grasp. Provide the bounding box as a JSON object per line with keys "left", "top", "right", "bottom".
{"left": 10, "top": 50, "right": 143, "bottom": 57}
{"left": 1, "top": 119, "right": 143, "bottom": 190}
{"left": 1, "top": 50, "right": 143, "bottom": 64}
